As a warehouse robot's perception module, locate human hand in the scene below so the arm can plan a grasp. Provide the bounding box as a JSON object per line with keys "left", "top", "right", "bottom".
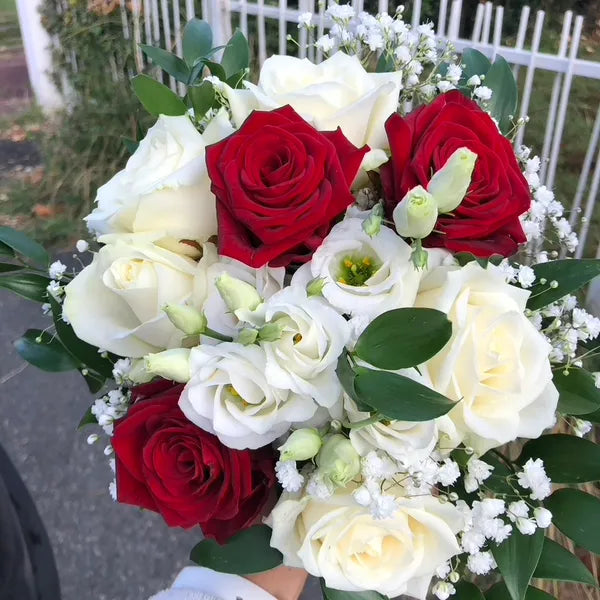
{"left": 245, "top": 566, "right": 308, "bottom": 600}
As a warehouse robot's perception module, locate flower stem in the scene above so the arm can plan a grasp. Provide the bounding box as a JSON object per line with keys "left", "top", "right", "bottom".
{"left": 343, "top": 412, "right": 382, "bottom": 430}
{"left": 203, "top": 327, "right": 233, "bottom": 342}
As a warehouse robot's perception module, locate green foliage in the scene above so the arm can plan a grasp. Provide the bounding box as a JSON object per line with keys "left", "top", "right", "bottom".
{"left": 454, "top": 581, "right": 485, "bottom": 600}
{"left": 0, "top": 272, "right": 50, "bottom": 302}
{"left": 182, "top": 19, "right": 213, "bottom": 66}
{"left": 533, "top": 537, "right": 598, "bottom": 587}
{"left": 354, "top": 308, "right": 452, "bottom": 370}
{"left": 553, "top": 367, "right": 600, "bottom": 416}
{"left": 0, "top": 226, "right": 48, "bottom": 266}
{"left": 221, "top": 30, "right": 250, "bottom": 79}
{"left": 140, "top": 45, "right": 190, "bottom": 83}
{"left": 320, "top": 581, "right": 386, "bottom": 600}
{"left": 14, "top": 329, "right": 79, "bottom": 372}
{"left": 485, "top": 584, "right": 555, "bottom": 600}
{"left": 491, "top": 528, "right": 545, "bottom": 600}
{"left": 190, "top": 525, "right": 282, "bottom": 574}
{"left": 131, "top": 74, "right": 188, "bottom": 116}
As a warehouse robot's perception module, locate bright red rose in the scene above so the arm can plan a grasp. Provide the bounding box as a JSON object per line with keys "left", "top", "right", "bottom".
{"left": 206, "top": 105, "right": 369, "bottom": 268}
{"left": 381, "top": 91, "right": 531, "bottom": 257}
{"left": 112, "top": 381, "right": 276, "bottom": 544}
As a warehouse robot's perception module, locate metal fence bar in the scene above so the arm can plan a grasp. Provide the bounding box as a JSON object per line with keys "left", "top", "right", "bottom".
{"left": 512, "top": 5, "right": 530, "bottom": 79}
{"left": 160, "top": 0, "right": 177, "bottom": 89}
{"left": 576, "top": 144, "right": 600, "bottom": 259}
{"left": 186, "top": 0, "right": 196, "bottom": 18}
{"left": 278, "top": 0, "right": 287, "bottom": 54}
{"left": 481, "top": 1, "right": 493, "bottom": 44}
{"left": 471, "top": 3, "right": 484, "bottom": 43}
{"left": 173, "top": 0, "right": 186, "bottom": 95}
{"left": 436, "top": 0, "right": 448, "bottom": 37}
{"left": 257, "top": 0, "right": 267, "bottom": 64}
{"left": 491, "top": 5, "right": 503, "bottom": 62}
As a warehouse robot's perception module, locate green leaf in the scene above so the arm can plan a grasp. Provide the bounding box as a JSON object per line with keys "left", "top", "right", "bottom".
{"left": 486, "top": 584, "right": 555, "bottom": 600}
{"left": 0, "top": 226, "right": 48, "bottom": 266}
{"left": 78, "top": 405, "right": 98, "bottom": 429}
{"left": 83, "top": 372, "right": 106, "bottom": 394}
{"left": 533, "top": 537, "right": 597, "bottom": 587}
{"left": 479, "top": 450, "right": 518, "bottom": 496}
{"left": 121, "top": 136, "right": 139, "bottom": 154}
{"left": 584, "top": 407, "right": 600, "bottom": 423}
{"left": 545, "top": 488, "right": 600, "bottom": 554}
{"left": 354, "top": 308, "right": 452, "bottom": 370}
{"left": 518, "top": 434, "right": 600, "bottom": 483}
{"left": 221, "top": 30, "right": 249, "bottom": 78}
{"left": 353, "top": 367, "right": 456, "bottom": 421}
{"left": 48, "top": 296, "right": 115, "bottom": 378}
{"left": 0, "top": 240, "right": 15, "bottom": 257}
{"left": 553, "top": 367, "right": 600, "bottom": 416}
{"left": 455, "top": 581, "right": 485, "bottom": 600}
{"left": 0, "top": 272, "right": 50, "bottom": 302}
{"left": 461, "top": 48, "right": 492, "bottom": 80}
{"left": 182, "top": 19, "right": 213, "bottom": 66}
{"left": 190, "top": 525, "right": 282, "bottom": 574}
{"left": 0, "top": 263, "right": 22, "bottom": 273}
{"left": 131, "top": 74, "right": 187, "bottom": 116}
{"left": 336, "top": 350, "right": 371, "bottom": 411}
{"left": 527, "top": 259, "right": 600, "bottom": 311}
{"left": 14, "top": 329, "right": 79, "bottom": 372}
{"left": 188, "top": 80, "right": 215, "bottom": 119}
{"left": 140, "top": 45, "right": 190, "bottom": 82}
{"left": 491, "top": 528, "right": 545, "bottom": 600}
{"left": 376, "top": 51, "right": 395, "bottom": 73}
{"left": 484, "top": 55, "right": 518, "bottom": 133}
{"left": 204, "top": 60, "right": 227, "bottom": 81}
{"left": 320, "top": 580, "right": 386, "bottom": 600}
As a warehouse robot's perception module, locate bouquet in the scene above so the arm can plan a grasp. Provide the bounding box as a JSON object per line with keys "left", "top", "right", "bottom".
{"left": 2, "top": 5, "right": 600, "bottom": 599}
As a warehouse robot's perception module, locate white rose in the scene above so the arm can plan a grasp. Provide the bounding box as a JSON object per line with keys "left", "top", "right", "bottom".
{"left": 257, "top": 286, "right": 350, "bottom": 408}
{"left": 179, "top": 343, "right": 317, "bottom": 449}
{"left": 63, "top": 240, "right": 203, "bottom": 357}
{"left": 293, "top": 217, "right": 420, "bottom": 319}
{"left": 220, "top": 52, "right": 402, "bottom": 149}
{"left": 416, "top": 262, "right": 559, "bottom": 454}
{"left": 268, "top": 487, "right": 463, "bottom": 598}
{"left": 85, "top": 111, "right": 233, "bottom": 256}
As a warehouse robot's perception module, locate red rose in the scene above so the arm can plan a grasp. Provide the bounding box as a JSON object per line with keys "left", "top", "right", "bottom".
{"left": 381, "top": 91, "right": 530, "bottom": 257}
{"left": 206, "top": 105, "right": 369, "bottom": 268}
{"left": 112, "top": 381, "right": 276, "bottom": 544}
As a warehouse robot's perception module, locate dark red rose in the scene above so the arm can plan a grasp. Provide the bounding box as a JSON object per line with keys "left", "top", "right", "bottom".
{"left": 206, "top": 105, "right": 369, "bottom": 268}
{"left": 381, "top": 91, "right": 531, "bottom": 257}
{"left": 112, "top": 382, "right": 276, "bottom": 544}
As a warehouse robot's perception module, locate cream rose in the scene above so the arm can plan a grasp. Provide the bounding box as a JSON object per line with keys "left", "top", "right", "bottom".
{"left": 220, "top": 52, "right": 402, "bottom": 149}
{"left": 416, "top": 262, "right": 559, "bottom": 454}
{"left": 85, "top": 111, "right": 233, "bottom": 256}
{"left": 179, "top": 343, "right": 318, "bottom": 449}
{"left": 268, "top": 487, "right": 463, "bottom": 598}
{"left": 63, "top": 240, "right": 205, "bottom": 357}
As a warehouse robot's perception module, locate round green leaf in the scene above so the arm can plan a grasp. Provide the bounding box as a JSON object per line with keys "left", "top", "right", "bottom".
{"left": 455, "top": 581, "right": 485, "bottom": 599}
{"left": 183, "top": 18, "right": 213, "bottom": 66}
{"left": 0, "top": 240, "right": 15, "bottom": 257}
{"left": 518, "top": 434, "right": 600, "bottom": 483}
{"left": 484, "top": 56, "right": 518, "bottom": 133}
{"left": 188, "top": 80, "right": 215, "bottom": 119}
{"left": 553, "top": 367, "right": 600, "bottom": 416}
{"left": 353, "top": 367, "right": 455, "bottom": 421}
{"left": 14, "top": 329, "right": 79, "bottom": 372}
{"left": 491, "top": 528, "right": 545, "bottom": 600}
{"left": 0, "top": 226, "right": 48, "bottom": 266}
{"left": 190, "top": 525, "right": 282, "bottom": 574}
{"left": 140, "top": 45, "right": 190, "bottom": 83}
{"left": 527, "top": 259, "right": 600, "bottom": 311}
{"left": 533, "top": 537, "right": 597, "bottom": 587}
{"left": 461, "top": 48, "right": 492, "bottom": 81}
{"left": 221, "top": 30, "right": 249, "bottom": 78}
{"left": 0, "top": 272, "right": 50, "bottom": 302}
{"left": 0, "top": 263, "right": 22, "bottom": 273}
{"left": 545, "top": 488, "right": 600, "bottom": 554}
{"left": 354, "top": 308, "right": 452, "bottom": 370}
{"left": 486, "top": 584, "right": 555, "bottom": 600}
{"left": 131, "top": 74, "right": 187, "bottom": 116}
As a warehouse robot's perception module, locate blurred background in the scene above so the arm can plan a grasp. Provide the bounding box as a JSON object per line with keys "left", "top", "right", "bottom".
{"left": 1, "top": 0, "right": 599, "bottom": 598}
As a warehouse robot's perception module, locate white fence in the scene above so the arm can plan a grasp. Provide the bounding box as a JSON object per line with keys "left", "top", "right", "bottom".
{"left": 15, "top": 0, "right": 600, "bottom": 261}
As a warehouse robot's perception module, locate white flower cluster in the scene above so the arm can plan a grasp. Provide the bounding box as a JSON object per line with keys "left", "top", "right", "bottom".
{"left": 90, "top": 388, "right": 130, "bottom": 436}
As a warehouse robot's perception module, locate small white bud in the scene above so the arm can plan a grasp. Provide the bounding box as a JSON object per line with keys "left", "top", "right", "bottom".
{"left": 87, "top": 434, "right": 99, "bottom": 445}
{"left": 533, "top": 507, "right": 552, "bottom": 528}
{"left": 76, "top": 239, "right": 89, "bottom": 253}
{"left": 278, "top": 428, "right": 322, "bottom": 461}
{"left": 393, "top": 185, "right": 438, "bottom": 238}
{"left": 317, "top": 434, "right": 360, "bottom": 487}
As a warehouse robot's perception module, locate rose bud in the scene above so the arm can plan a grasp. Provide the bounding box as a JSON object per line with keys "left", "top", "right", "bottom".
{"left": 144, "top": 348, "right": 191, "bottom": 383}
{"left": 278, "top": 428, "right": 322, "bottom": 462}
{"left": 427, "top": 147, "right": 478, "bottom": 213}
{"left": 317, "top": 434, "right": 360, "bottom": 487}
{"left": 215, "top": 272, "right": 262, "bottom": 317}
{"left": 393, "top": 185, "right": 438, "bottom": 239}
{"left": 163, "top": 303, "right": 207, "bottom": 335}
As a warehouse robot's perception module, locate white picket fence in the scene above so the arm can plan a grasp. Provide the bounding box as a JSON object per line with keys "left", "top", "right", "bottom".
{"left": 15, "top": 0, "right": 600, "bottom": 262}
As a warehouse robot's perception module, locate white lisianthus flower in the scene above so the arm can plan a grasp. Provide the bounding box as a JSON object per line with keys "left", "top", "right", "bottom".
{"left": 252, "top": 286, "right": 351, "bottom": 408}
{"left": 267, "top": 486, "right": 464, "bottom": 598}
{"left": 179, "top": 343, "right": 317, "bottom": 450}
{"left": 218, "top": 52, "right": 402, "bottom": 150}
{"left": 63, "top": 240, "right": 204, "bottom": 357}
{"left": 416, "top": 262, "right": 559, "bottom": 454}
{"left": 85, "top": 111, "right": 233, "bottom": 256}
{"left": 293, "top": 218, "right": 420, "bottom": 319}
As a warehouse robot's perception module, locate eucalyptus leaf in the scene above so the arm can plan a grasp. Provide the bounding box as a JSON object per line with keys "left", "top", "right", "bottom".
{"left": 121, "top": 136, "right": 139, "bottom": 155}
{"left": 183, "top": 19, "right": 213, "bottom": 65}
{"left": 491, "top": 528, "right": 545, "bottom": 600}
{"left": 518, "top": 434, "right": 600, "bottom": 483}
{"left": 0, "top": 240, "right": 15, "bottom": 257}
{"left": 204, "top": 60, "right": 227, "bottom": 80}
{"left": 0, "top": 226, "right": 48, "bottom": 266}
{"left": 188, "top": 80, "right": 215, "bottom": 119}
{"left": 131, "top": 74, "right": 187, "bottom": 116}
{"left": 0, "top": 272, "right": 50, "bottom": 302}
{"left": 14, "top": 329, "right": 79, "bottom": 372}
{"left": 461, "top": 48, "right": 492, "bottom": 81}
{"left": 221, "top": 30, "right": 249, "bottom": 78}
{"left": 353, "top": 367, "right": 455, "bottom": 421}
{"left": 545, "top": 488, "right": 600, "bottom": 554}
{"left": 553, "top": 367, "right": 600, "bottom": 416}
{"left": 454, "top": 581, "right": 485, "bottom": 600}
{"left": 190, "top": 525, "right": 282, "bottom": 574}
{"left": 320, "top": 580, "right": 386, "bottom": 600}
{"left": 486, "top": 584, "right": 555, "bottom": 600}
{"left": 83, "top": 372, "right": 106, "bottom": 394}
{"left": 78, "top": 405, "right": 98, "bottom": 429}
{"left": 533, "top": 537, "right": 597, "bottom": 586}
{"left": 527, "top": 259, "right": 600, "bottom": 311}
{"left": 483, "top": 55, "right": 518, "bottom": 133}
{"left": 140, "top": 45, "right": 190, "bottom": 82}
{"left": 0, "top": 263, "right": 22, "bottom": 273}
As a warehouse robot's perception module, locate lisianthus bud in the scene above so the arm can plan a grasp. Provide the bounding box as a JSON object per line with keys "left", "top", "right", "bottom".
{"left": 128, "top": 358, "right": 154, "bottom": 384}
{"left": 215, "top": 272, "right": 262, "bottom": 315}
{"left": 362, "top": 203, "right": 384, "bottom": 238}
{"left": 163, "top": 303, "right": 207, "bottom": 335}
{"left": 237, "top": 328, "right": 258, "bottom": 345}
{"left": 306, "top": 277, "right": 326, "bottom": 297}
{"left": 144, "top": 348, "right": 191, "bottom": 383}
{"left": 393, "top": 185, "right": 438, "bottom": 239}
{"left": 279, "top": 428, "right": 322, "bottom": 461}
{"left": 317, "top": 434, "right": 360, "bottom": 487}
{"left": 258, "top": 319, "right": 286, "bottom": 342}
{"left": 427, "top": 147, "right": 478, "bottom": 213}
